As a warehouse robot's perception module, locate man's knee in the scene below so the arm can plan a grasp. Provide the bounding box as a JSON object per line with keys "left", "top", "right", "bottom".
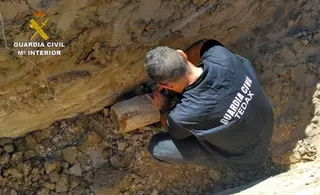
{"left": 148, "top": 133, "right": 166, "bottom": 157}
{"left": 148, "top": 132, "right": 173, "bottom": 162}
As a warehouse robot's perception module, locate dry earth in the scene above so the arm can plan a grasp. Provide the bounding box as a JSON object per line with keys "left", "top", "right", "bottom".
{"left": 0, "top": 0, "right": 320, "bottom": 194}
{"left": 0, "top": 0, "right": 279, "bottom": 137}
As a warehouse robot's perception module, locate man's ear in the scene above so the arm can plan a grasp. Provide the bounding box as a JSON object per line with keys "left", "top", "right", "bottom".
{"left": 159, "top": 82, "right": 173, "bottom": 90}
{"left": 177, "top": 49, "right": 188, "bottom": 61}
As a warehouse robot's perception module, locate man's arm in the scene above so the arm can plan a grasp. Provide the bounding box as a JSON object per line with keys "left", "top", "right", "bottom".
{"left": 183, "top": 39, "right": 211, "bottom": 65}
{"left": 184, "top": 39, "right": 224, "bottom": 65}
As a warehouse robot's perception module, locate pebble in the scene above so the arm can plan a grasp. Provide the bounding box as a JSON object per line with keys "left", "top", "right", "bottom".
{"left": 117, "top": 141, "right": 127, "bottom": 151}
{"left": 151, "top": 189, "right": 159, "bottom": 195}
{"left": 55, "top": 175, "right": 69, "bottom": 192}
{"left": 37, "top": 188, "right": 49, "bottom": 195}
{"left": 302, "top": 39, "right": 309, "bottom": 46}
{"left": 40, "top": 139, "right": 53, "bottom": 148}
{"left": 85, "top": 131, "right": 102, "bottom": 146}
{"left": 69, "top": 163, "right": 82, "bottom": 177}
{"left": 62, "top": 147, "right": 78, "bottom": 164}
{"left": 0, "top": 153, "right": 10, "bottom": 165}
{"left": 10, "top": 152, "right": 24, "bottom": 164}
{"left": 0, "top": 138, "right": 13, "bottom": 146}
{"left": 69, "top": 175, "right": 81, "bottom": 189}
{"left": 190, "top": 187, "right": 197, "bottom": 193}
{"left": 103, "top": 108, "right": 110, "bottom": 117}
{"left": 83, "top": 171, "right": 94, "bottom": 184}
{"left": 314, "top": 32, "right": 320, "bottom": 41}
{"left": 73, "top": 186, "right": 86, "bottom": 195}
{"left": 4, "top": 144, "right": 14, "bottom": 153}
{"left": 24, "top": 149, "right": 38, "bottom": 160}
{"left": 302, "top": 154, "right": 316, "bottom": 161}
{"left": 44, "top": 161, "right": 61, "bottom": 174}
{"left": 49, "top": 171, "right": 60, "bottom": 183}
{"left": 10, "top": 189, "right": 18, "bottom": 195}
{"left": 298, "top": 147, "right": 306, "bottom": 155}
{"left": 18, "top": 161, "right": 32, "bottom": 176}
{"left": 32, "top": 131, "right": 44, "bottom": 142}
{"left": 14, "top": 138, "right": 27, "bottom": 152}
{"left": 102, "top": 148, "right": 111, "bottom": 159}
{"left": 42, "top": 182, "right": 55, "bottom": 190}
{"left": 123, "top": 192, "right": 130, "bottom": 195}
{"left": 25, "top": 135, "right": 38, "bottom": 147}
{"left": 7, "top": 167, "right": 23, "bottom": 179}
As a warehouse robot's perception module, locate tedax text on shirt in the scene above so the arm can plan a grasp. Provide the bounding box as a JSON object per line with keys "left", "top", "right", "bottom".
{"left": 220, "top": 76, "right": 254, "bottom": 125}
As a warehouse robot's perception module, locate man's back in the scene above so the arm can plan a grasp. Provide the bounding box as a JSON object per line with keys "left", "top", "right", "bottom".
{"left": 167, "top": 42, "right": 274, "bottom": 170}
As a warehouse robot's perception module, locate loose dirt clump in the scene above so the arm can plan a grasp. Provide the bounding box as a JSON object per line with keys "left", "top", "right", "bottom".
{"left": 0, "top": 106, "right": 310, "bottom": 195}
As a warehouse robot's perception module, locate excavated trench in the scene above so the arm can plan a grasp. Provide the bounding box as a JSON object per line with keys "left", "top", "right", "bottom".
{"left": 0, "top": 0, "right": 320, "bottom": 194}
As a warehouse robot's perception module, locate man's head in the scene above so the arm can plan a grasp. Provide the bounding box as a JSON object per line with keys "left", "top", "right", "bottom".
{"left": 145, "top": 46, "right": 190, "bottom": 93}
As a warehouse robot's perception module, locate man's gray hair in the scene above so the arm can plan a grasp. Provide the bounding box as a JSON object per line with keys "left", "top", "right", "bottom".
{"left": 145, "top": 46, "right": 188, "bottom": 83}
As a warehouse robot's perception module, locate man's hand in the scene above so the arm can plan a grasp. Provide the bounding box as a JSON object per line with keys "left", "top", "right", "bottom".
{"left": 150, "top": 90, "right": 168, "bottom": 110}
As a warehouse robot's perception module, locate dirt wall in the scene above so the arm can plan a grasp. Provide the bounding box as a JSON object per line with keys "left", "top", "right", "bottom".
{"left": 0, "top": 0, "right": 278, "bottom": 137}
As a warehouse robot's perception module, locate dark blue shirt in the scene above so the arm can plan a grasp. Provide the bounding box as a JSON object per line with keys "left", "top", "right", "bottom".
{"left": 166, "top": 40, "right": 274, "bottom": 169}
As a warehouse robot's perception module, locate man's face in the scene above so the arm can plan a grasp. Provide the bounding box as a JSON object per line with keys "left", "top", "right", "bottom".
{"left": 159, "top": 77, "right": 188, "bottom": 93}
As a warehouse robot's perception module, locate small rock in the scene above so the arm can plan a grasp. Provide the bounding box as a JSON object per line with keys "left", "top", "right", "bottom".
{"left": 190, "top": 187, "right": 197, "bottom": 193}
{"left": 14, "top": 138, "right": 27, "bottom": 152}
{"left": 302, "top": 154, "right": 316, "bottom": 161}
{"left": 0, "top": 138, "right": 13, "bottom": 146}
{"left": 62, "top": 147, "right": 78, "bottom": 164}
{"left": 24, "top": 149, "right": 38, "bottom": 159}
{"left": 32, "top": 131, "right": 45, "bottom": 142}
{"left": 40, "top": 139, "right": 53, "bottom": 148}
{"left": 37, "top": 188, "right": 49, "bottom": 195}
{"left": 73, "top": 186, "right": 86, "bottom": 195}
{"left": 83, "top": 171, "right": 94, "bottom": 184}
{"left": 25, "top": 135, "right": 38, "bottom": 147}
{"left": 49, "top": 171, "right": 60, "bottom": 183}
{"left": 18, "top": 161, "right": 32, "bottom": 176}
{"left": 298, "top": 147, "right": 306, "bottom": 155}
{"left": 291, "top": 152, "right": 301, "bottom": 162}
{"left": 302, "top": 39, "right": 309, "bottom": 46}
{"left": 151, "top": 190, "right": 159, "bottom": 195}
{"left": 314, "top": 32, "right": 320, "bottom": 42}
{"left": 102, "top": 148, "right": 111, "bottom": 159}
{"left": 69, "top": 175, "right": 81, "bottom": 189}
{"left": 10, "top": 189, "right": 18, "bottom": 195}
{"left": 62, "top": 168, "right": 70, "bottom": 175}
{"left": 55, "top": 175, "right": 69, "bottom": 193}
{"left": 110, "top": 155, "right": 123, "bottom": 168}
{"left": 87, "top": 148, "right": 105, "bottom": 166}
{"left": 79, "top": 131, "right": 102, "bottom": 150}
{"left": 42, "top": 174, "right": 49, "bottom": 181}
{"left": 67, "top": 126, "right": 82, "bottom": 134}
{"left": 44, "top": 161, "right": 61, "bottom": 174}
{"left": 3, "top": 144, "right": 14, "bottom": 153}
{"left": 50, "top": 125, "right": 60, "bottom": 137}
{"left": 117, "top": 141, "right": 126, "bottom": 151}
{"left": 103, "top": 108, "right": 110, "bottom": 117}
{"left": 69, "top": 163, "right": 82, "bottom": 177}
{"left": 0, "top": 153, "right": 10, "bottom": 165}
{"left": 42, "top": 182, "right": 55, "bottom": 190}
{"left": 61, "top": 162, "right": 69, "bottom": 169}
{"left": 10, "top": 152, "right": 24, "bottom": 164}
{"left": 0, "top": 147, "right": 4, "bottom": 154}
{"left": 7, "top": 167, "right": 23, "bottom": 178}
